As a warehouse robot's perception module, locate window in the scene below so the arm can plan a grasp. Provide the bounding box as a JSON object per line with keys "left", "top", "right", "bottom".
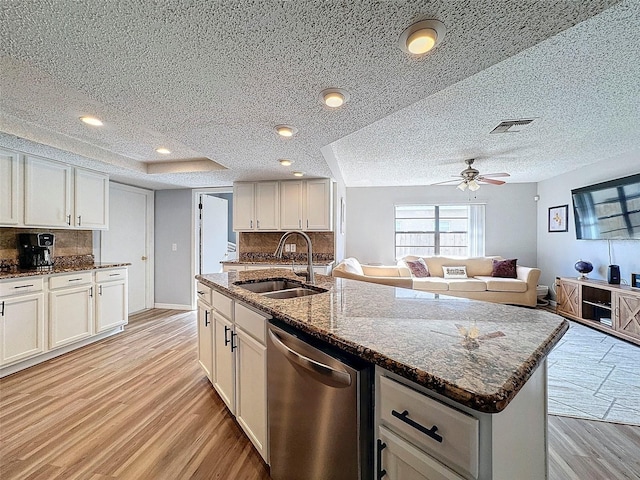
{"left": 395, "top": 204, "right": 485, "bottom": 259}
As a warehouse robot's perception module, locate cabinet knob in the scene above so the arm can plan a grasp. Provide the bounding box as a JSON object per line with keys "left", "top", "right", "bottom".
{"left": 141, "top": 256, "right": 148, "bottom": 261}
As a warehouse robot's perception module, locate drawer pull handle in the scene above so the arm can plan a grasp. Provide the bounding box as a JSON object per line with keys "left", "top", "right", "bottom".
{"left": 376, "top": 439, "right": 387, "bottom": 479}
{"left": 109, "top": 273, "right": 120, "bottom": 277}
{"left": 391, "top": 409, "right": 443, "bottom": 443}
{"left": 14, "top": 284, "right": 34, "bottom": 289}
{"left": 68, "top": 278, "right": 83, "bottom": 282}
{"left": 1, "top": 301, "right": 4, "bottom": 317}
{"left": 197, "top": 290, "right": 205, "bottom": 295}
{"left": 204, "top": 310, "right": 210, "bottom": 327}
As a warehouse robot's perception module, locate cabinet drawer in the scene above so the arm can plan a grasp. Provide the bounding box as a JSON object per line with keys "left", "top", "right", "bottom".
{"left": 379, "top": 375, "right": 479, "bottom": 479}
{"left": 235, "top": 302, "right": 269, "bottom": 344}
{"left": 49, "top": 272, "right": 93, "bottom": 289}
{"left": 212, "top": 290, "right": 233, "bottom": 319}
{"left": 0, "top": 277, "right": 44, "bottom": 297}
{"left": 197, "top": 282, "right": 212, "bottom": 306}
{"left": 95, "top": 268, "right": 127, "bottom": 283}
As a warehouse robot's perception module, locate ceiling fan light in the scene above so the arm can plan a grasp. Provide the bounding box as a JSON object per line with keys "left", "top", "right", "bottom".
{"left": 457, "top": 181, "right": 468, "bottom": 191}
{"left": 468, "top": 180, "right": 480, "bottom": 191}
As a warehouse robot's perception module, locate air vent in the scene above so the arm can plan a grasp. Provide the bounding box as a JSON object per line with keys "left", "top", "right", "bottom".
{"left": 490, "top": 118, "right": 535, "bottom": 134}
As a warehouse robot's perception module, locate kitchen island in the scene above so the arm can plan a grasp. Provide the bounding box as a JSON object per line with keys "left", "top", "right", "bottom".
{"left": 196, "top": 268, "right": 568, "bottom": 479}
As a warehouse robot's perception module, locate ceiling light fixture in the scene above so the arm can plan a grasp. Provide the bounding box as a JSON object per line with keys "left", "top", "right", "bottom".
{"left": 275, "top": 125, "right": 298, "bottom": 137}
{"left": 279, "top": 159, "right": 293, "bottom": 166}
{"left": 156, "top": 147, "right": 171, "bottom": 154}
{"left": 457, "top": 181, "right": 468, "bottom": 191}
{"left": 292, "top": 171, "right": 304, "bottom": 177}
{"left": 468, "top": 179, "right": 480, "bottom": 191}
{"left": 320, "top": 88, "right": 350, "bottom": 108}
{"left": 80, "top": 116, "right": 103, "bottom": 127}
{"left": 399, "top": 19, "right": 446, "bottom": 55}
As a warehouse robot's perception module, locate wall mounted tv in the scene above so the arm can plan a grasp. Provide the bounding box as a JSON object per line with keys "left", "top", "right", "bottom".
{"left": 572, "top": 173, "right": 640, "bottom": 240}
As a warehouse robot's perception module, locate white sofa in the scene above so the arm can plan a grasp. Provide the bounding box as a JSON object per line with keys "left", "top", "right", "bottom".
{"left": 332, "top": 256, "right": 541, "bottom": 307}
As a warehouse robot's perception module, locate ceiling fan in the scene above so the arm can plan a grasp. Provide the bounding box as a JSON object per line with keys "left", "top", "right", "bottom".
{"left": 432, "top": 159, "right": 510, "bottom": 191}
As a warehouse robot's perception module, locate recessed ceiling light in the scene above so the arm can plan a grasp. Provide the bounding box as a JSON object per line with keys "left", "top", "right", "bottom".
{"left": 156, "top": 147, "right": 171, "bottom": 154}
{"left": 320, "top": 88, "right": 350, "bottom": 108}
{"left": 292, "top": 171, "right": 304, "bottom": 177}
{"left": 275, "top": 125, "right": 298, "bottom": 137}
{"left": 399, "top": 20, "right": 446, "bottom": 55}
{"left": 279, "top": 159, "right": 293, "bottom": 166}
{"left": 80, "top": 116, "right": 103, "bottom": 127}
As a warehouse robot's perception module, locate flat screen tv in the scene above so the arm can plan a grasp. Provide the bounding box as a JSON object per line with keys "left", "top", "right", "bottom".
{"left": 572, "top": 173, "right": 640, "bottom": 240}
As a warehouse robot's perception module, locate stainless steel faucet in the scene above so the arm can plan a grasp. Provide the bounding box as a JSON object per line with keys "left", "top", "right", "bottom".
{"left": 274, "top": 231, "right": 315, "bottom": 284}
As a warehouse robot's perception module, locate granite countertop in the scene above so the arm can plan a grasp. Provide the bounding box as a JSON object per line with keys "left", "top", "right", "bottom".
{"left": 197, "top": 268, "right": 569, "bottom": 414}
{"left": 221, "top": 259, "right": 335, "bottom": 266}
{"left": 0, "top": 263, "right": 131, "bottom": 280}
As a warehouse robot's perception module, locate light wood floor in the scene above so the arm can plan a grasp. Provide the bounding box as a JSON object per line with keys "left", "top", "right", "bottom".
{"left": 1, "top": 309, "right": 639, "bottom": 480}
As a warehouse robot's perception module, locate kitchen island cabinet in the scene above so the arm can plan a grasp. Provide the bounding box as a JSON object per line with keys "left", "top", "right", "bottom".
{"left": 196, "top": 269, "right": 567, "bottom": 479}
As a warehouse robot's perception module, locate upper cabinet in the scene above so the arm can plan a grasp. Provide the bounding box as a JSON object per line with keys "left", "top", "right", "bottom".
{"left": 233, "top": 182, "right": 280, "bottom": 231}
{"left": 234, "top": 178, "right": 333, "bottom": 232}
{"left": 0, "top": 149, "right": 21, "bottom": 225}
{"left": 2, "top": 151, "right": 109, "bottom": 230}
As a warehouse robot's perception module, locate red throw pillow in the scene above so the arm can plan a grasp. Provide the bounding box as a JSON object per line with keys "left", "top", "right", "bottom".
{"left": 405, "top": 259, "right": 430, "bottom": 278}
{"left": 492, "top": 259, "right": 517, "bottom": 278}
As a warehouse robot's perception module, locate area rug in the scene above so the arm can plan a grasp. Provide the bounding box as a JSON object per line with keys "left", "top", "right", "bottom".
{"left": 547, "top": 320, "right": 640, "bottom": 426}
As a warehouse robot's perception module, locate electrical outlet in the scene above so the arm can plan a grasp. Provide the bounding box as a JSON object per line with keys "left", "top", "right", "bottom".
{"left": 172, "top": 243, "right": 177, "bottom": 251}
{"left": 290, "top": 244, "right": 296, "bottom": 253}
{"left": 284, "top": 244, "right": 291, "bottom": 252}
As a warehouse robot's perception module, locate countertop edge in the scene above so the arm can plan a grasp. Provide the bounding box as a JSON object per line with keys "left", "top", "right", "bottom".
{"left": 0, "top": 263, "right": 131, "bottom": 280}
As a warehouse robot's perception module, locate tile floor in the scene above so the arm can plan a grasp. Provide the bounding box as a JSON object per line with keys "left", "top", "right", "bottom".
{"left": 547, "top": 320, "right": 640, "bottom": 425}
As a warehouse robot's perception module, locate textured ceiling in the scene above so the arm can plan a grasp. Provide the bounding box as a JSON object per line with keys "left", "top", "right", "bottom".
{"left": 0, "top": 0, "right": 636, "bottom": 190}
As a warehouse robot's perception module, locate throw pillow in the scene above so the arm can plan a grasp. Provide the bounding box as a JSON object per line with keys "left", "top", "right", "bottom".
{"left": 404, "top": 258, "right": 430, "bottom": 278}
{"left": 342, "top": 257, "right": 364, "bottom": 276}
{"left": 442, "top": 266, "right": 468, "bottom": 279}
{"left": 492, "top": 258, "right": 518, "bottom": 278}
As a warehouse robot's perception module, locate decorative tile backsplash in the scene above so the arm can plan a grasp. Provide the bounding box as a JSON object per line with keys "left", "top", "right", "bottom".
{"left": 238, "top": 232, "right": 334, "bottom": 262}
{"left": 0, "top": 227, "right": 93, "bottom": 266}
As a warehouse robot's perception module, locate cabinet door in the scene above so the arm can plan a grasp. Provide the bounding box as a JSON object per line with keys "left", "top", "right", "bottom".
{"left": 95, "top": 280, "right": 127, "bottom": 333}
{"left": 75, "top": 168, "right": 109, "bottom": 229}
{"left": 378, "top": 426, "right": 465, "bottom": 480}
{"left": 0, "top": 149, "right": 21, "bottom": 225}
{"left": 213, "top": 312, "right": 236, "bottom": 413}
{"left": 233, "top": 183, "right": 255, "bottom": 231}
{"left": 557, "top": 279, "right": 580, "bottom": 318}
{"left": 305, "top": 178, "right": 332, "bottom": 231}
{"left": 0, "top": 293, "right": 45, "bottom": 366}
{"left": 615, "top": 293, "right": 640, "bottom": 340}
{"left": 197, "top": 300, "right": 214, "bottom": 382}
{"left": 279, "top": 180, "right": 304, "bottom": 230}
{"left": 236, "top": 327, "right": 268, "bottom": 461}
{"left": 255, "top": 181, "right": 279, "bottom": 230}
{"left": 24, "top": 156, "right": 73, "bottom": 227}
{"left": 49, "top": 285, "right": 93, "bottom": 349}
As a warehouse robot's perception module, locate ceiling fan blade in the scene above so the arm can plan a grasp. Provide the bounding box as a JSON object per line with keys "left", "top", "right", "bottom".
{"left": 478, "top": 177, "right": 506, "bottom": 185}
{"left": 431, "top": 179, "right": 462, "bottom": 185}
{"left": 479, "top": 172, "right": 510, "bottom": 178}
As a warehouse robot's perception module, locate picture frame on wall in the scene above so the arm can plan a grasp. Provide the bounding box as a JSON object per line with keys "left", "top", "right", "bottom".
{"left": 548, "top": 204, "right": 568, "bottom": 232}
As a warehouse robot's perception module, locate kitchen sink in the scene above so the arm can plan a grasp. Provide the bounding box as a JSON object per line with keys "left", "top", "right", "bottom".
{"left": 234, "top": 278, "right": 327, "bottom": 298}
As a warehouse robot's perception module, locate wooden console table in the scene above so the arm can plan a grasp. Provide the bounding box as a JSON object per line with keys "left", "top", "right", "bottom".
{"left": 556, "top": 277, "right": 640, "bottom": 346}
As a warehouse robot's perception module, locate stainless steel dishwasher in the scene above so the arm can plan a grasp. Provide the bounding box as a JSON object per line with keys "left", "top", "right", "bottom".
{"left": 267, "top": 321, "right": 372, "bottom": 480}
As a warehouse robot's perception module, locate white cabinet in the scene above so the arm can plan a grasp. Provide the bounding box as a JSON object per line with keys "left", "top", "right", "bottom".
{"left": 197, "top": 281, "right": 214, "bottom": 383}
{"left": 24, "top": 155, "right": 73, "bottom": 227}
{"left": 213, "top": 310, "right": 236, "bottom": 412}
{"left": 0, "top": 148, "right": 21, "bottom": 225}
{"left": 95, "top": 269, "right": 128, "bottom": 333}
{"left": 75, "top": 168, "right": 109, "bottom": 229}
{"left": 0, "top": 278, "right": 45, "bottom": 367}
{"left": 233, "top": 181, "right": 279, "bottom": 231}
{"left": 49, "top": 272, "right": 94, "bottom": 349}
{"left": 24, "top": 154, "right": 108, "bottom": 229}
{"left": 279, "top": 178, "right": 333, "bottom": 231}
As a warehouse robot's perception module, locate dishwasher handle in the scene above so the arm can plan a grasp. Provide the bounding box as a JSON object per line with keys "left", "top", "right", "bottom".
{"left": 268, "top": 328, "right": 352, "bottom": 388}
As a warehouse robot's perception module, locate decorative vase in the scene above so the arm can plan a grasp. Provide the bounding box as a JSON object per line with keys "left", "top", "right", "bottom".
{"left": 575, "top": 260, "right": 594, "bottom": 280}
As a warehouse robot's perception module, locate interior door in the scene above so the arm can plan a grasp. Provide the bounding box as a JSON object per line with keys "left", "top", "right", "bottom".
{"left": 200, "top": 194, "right": 228, "bottom": 274}
{"left": 101, "top": 184, "right": 152, "bottom": 313}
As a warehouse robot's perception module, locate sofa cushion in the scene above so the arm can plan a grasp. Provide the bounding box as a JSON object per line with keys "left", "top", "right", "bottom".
{"left": 342, "top": 257, "right": 364, "bottom": 276}
{"left": 443, "top": 266, "right": 468, "bottom": 279}
{"left": 404, "top": 258, "right": 430, "bottom": 277}
{"left": 422, "top": 256, "right": 497, "bottom": 277}
{"left": 475, "top": 276, "right": 528, "bottom": 293}
{"left": 412, "top": 278, "right": 450, "bottom": 291}
{"left": 447, "top": 279, "right": 488, "bottom": 292}
{"left": 492, "top": 258, "right": 517, "bottom": 278}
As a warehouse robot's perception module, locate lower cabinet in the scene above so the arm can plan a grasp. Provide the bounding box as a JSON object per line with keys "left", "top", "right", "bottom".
{"left": 95, "top": 277, "right": 127, "bottom": 333}
{"left": 0, "top": 291, "right": 45, "bottom": 366}
{"left": 197, "top": 299, "right": 214, "bottom": 382}
{"left": 213, "top": 311, "right": 236, "bottom": 411}
{"left": 49, "top": 282, "right": 94, "bottom": 349}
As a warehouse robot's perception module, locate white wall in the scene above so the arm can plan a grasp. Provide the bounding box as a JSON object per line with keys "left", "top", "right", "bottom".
{"left": 155, "top": 189, "right": 193, "bottom": 308}
{"left": 537, "top": 150, "right": 640, "bottom": 294}
{"left": 346, "top": 183, "right": 538, "bottom": 266}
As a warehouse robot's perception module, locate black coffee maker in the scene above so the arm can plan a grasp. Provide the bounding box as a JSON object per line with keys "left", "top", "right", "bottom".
{"left": 18, "top": 233, "right": 55, "bottom": 270}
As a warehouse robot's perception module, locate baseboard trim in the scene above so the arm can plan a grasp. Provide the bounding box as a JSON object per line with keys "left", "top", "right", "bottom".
{"left": 154, "top": 303, "right": 193, "bottom": 311}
